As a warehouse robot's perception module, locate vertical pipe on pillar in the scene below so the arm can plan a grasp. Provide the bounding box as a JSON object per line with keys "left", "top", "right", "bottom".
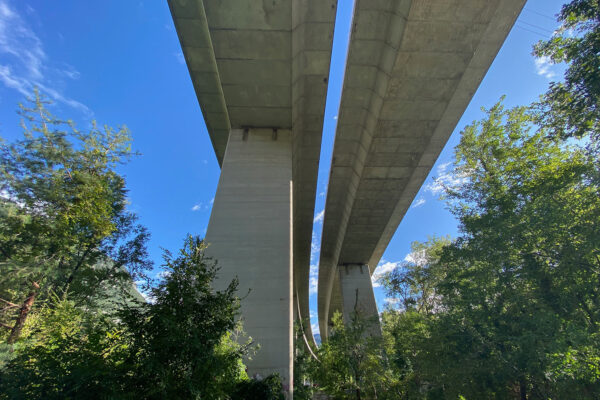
{"left": 205, "top": 128, "right": 294, "bottom": 393}
{"left": 338, "top": 264, "right": 381, "bottom": 336}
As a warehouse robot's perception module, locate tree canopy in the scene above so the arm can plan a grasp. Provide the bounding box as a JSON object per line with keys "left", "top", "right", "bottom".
{"left": 0, "top": 90, "right": 151, "bottom": 343}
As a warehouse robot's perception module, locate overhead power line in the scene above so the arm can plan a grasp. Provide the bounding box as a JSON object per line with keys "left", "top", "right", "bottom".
{"left": 518, "top": 20, "right": 556, "bottom": 35}
{"left": 515, "top": 24, "right": 551, "bottom": 39}
{"left": 523, "top": 7, "right": 557, "bottom": 21}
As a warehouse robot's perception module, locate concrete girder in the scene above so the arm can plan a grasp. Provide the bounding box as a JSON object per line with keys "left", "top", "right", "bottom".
{"left": 168, "top": 0, "right": 338, "bottom": 387}
{"left": 318, "top": 0, "right": 526, "bottom": 339}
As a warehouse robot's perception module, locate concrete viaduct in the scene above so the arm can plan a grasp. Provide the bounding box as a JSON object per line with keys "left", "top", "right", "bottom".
{"left": 168, "top": 0, "right": 525, "bottom": 395}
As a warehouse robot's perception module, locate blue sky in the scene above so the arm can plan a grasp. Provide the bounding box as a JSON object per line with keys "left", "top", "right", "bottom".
{"left": 0, "top": 0, "right": 566, "bottom": 336}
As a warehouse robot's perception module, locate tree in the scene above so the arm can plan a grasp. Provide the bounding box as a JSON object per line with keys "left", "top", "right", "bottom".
{"left": 310, "top": 311, "right": 397, "bottom": 399}
{"left": 437, "top": 100, "right": 599, "bottom": 399}
{"left": 0, "top": 90, "right": 151, "bottom": 343}
{"left": 117, "top": 235, "right": 249, "bottom": 399}
{"left": 533, "top": 0, "right": 600, "bottom": 144}
{"left": 381, "top": 237, "right": 450, "bottom": 315}
{"left": 0, "top": 294, "right": 130, "bottom": 399}
{"left": 0, "top": 236, "right": 259, "bottom": 400}
{"left": 382, "top": 100, "right": 600, "bottom": 399}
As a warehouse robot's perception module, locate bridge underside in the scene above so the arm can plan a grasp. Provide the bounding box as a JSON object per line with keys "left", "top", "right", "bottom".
{"left": 168, "top": 0, "right": 337, "bottom": 391}
{"left": 168, "top": 0, "right": 525, "bottom": 395}
{"left": 318, "top": 0, "right": 525, "bottom": 339}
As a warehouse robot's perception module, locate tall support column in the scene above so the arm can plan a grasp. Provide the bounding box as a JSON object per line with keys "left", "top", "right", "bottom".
{"left": 205, "top": 128, "right": 293, "bottom": 392}
{"left": 338, "top": 264, "right": 381, "bottom": 336}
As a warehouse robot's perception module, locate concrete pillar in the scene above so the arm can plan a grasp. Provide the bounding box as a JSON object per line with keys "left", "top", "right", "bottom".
{"left": 205, "top": 128, "right": 293, "bottom": 393}
{"left": 338, "top": 264, "right": 381, "bottom": 336}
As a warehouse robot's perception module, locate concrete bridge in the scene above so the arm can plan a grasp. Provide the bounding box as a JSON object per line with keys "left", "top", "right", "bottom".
{"left": 168, "top": 0, "right": 525, "bottom": 395}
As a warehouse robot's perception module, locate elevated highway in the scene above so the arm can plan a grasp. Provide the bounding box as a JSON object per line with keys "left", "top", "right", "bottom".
{"left": 168, "top": 0, "right": 525, "bottom": 395}
{"left": 318, "top": 0, "right": 525, "bottom": 338}
{"left": 169, "top": 0, "right": 337, "bottom": 390}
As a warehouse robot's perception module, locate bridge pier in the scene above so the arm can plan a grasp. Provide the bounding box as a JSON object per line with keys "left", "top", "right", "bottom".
{"left": 205, "top": 128, "right": 294, "bottom": 393}
{"left": 339, "top": 264, "right": 381, "bottom": 336}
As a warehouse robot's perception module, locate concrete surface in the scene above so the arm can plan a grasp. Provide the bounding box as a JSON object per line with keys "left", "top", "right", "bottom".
{"left": 318, "top": 0, "right": 526, "bottom": 338}
{"left": 168, "top": 0, "right": 337, "bottom": 351}
{"left": 339, "top": 264, "right": 381, "bottom": 336}
{"left": 204, "top": 128, "right": 293, "bottom": 391}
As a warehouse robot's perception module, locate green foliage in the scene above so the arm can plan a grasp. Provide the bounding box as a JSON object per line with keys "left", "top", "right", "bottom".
{"left": 230, "top": 374, "right": 285, "bottom": 400}
{"left": 0, "top": 89, "right": 151, "bottom": 337}
{"left": 381, "top": 237, "right": 450, "bottom": 314}
{"left": 311, "top": 312, "right": 399, "bottom": 399}
{"left": 293, "top": 322, "right": 317, "bottom": 400}
{"left": 0, "top": 295, "right": 129, "bottom": 399}
{"left": 381, "top": 99, "right": 600, "bottom": 399}
{"left": 0, "top": 236, "right": 255, "bottom": 400}
{"left": 118, "top": 235, "right": 248, "bottom": 399}
{"left": 533, "top": 0, "right": 600, "bottom": 143}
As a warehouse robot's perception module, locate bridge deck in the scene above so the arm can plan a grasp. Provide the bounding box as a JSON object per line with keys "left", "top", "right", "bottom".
{"left": 318, "top": 0, "right": 525, "bottom": 337}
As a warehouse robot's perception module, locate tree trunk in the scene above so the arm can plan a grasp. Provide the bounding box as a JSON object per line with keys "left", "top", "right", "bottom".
{"left": 7, "top": 281, "right": 40, "bottom": 344}
{"left": 519, "top": 378, "right": 527, "bottom": 400}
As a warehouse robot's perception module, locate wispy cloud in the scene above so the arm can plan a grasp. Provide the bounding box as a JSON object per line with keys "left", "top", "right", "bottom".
{"left": 157, "top": 270, "right": 171, "bottom": 279}
{"left": 371, "top": 259, "right": 400, "bottom": 287}
{"left": 313, "top": 209, "right": 324, "bottom": 224}
{"left": 384, "top": 297, "right": 401, "bottom": 306}
{"left": 534, "top": 55, "right": 557, "bottom": 80}
{"left": 426, "top": 161, "right": 468, "bottom": 195}
{"left": 310, "top": 230, "right": 320, "bottom": 264}
{"left": 191, "top": 197, "right": 214, "bottom": 212}
{"left": 175, "top": 51, "right": 185, "bottom": 65}
{"left": 309, "top": 264, "right": 318, "bottom": 295}
{"left": 311, "top": 322, "right": 320, "bottom": 336}
{"left": 0, "top": 0, "right": 91, "bottom": 115}
{"left": 411, "top": 197, "right": 425, "bottom": 208}
{"left": 139, "top": 289, "right": 156, "bottom": 304}
{"left": 309, "top": 275, "right": 318, "bottom": 295}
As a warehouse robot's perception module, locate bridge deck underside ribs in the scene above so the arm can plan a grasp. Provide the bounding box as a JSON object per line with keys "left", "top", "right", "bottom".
{"left": 318, "top": 0, "right": 526, "bottom": 338}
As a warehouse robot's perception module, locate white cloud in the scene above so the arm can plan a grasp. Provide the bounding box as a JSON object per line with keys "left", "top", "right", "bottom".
{"left": 311, "top": 322, "right": 320, "bottom": 336}
{"left": 426, "top": 161, "right": 469, "bottom": 195}
{"left": 309, "top": 264, "right": 318, "bottom": 295}
{"left": 313, "top": 209, "right": 324, "bottom": 224}
{"left": 333, "top": 115, "right": 337, "bottom": 120}
{"left": 309, "top": 275, "right": 318, "bottom": 295}
{"left": 0, "top": 0, "right": 90, "bottom": 115}
{"left": 175, "top": 51, "right": 185, "bottom": 64}
{"left": 191, "top": 198, "right": 214, "bottom": 212}
{"left": 310, "top": 230, "right": 320, "bottom": 264}
{"left": 411, "top": 197, "right": 425, "bottom": 208}
{"left": 534, "top": 55, "right": 557, "bottom": 80}
{"left": 59, "top": 63, "right": 81, "bottom": 80}
{"left": 384, "top": 297, "right": 401, "bottom": 306}
{"left": 157, "top": 270, "right": 171, "bottom": 279}
{"left": 139, "top": 290, "right": 156, "bottom": 304}
{"left": 371, "top": 260, "right": 400, "bottom": 287}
